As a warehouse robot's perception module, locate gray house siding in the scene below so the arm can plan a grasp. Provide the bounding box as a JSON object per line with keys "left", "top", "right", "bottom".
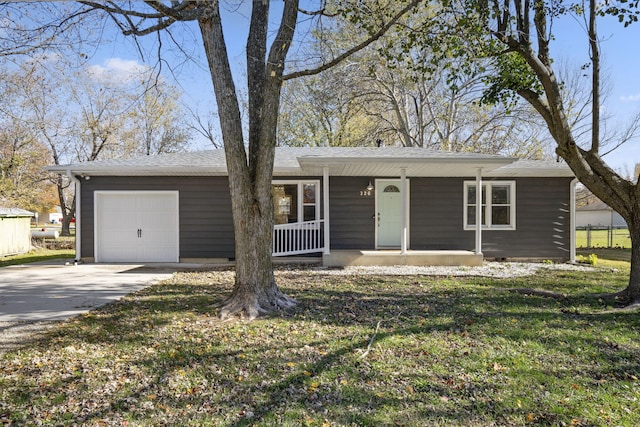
{"left": 328, "top": 177, "right": 375, "bottom": 249}
{"left": 327, "top": 176, "right": 572, "bottom": 260}
{"left": 409, "top": 178, "right": 472, "bottom": 251}
{"left": 81, "top": 174, "right": 572, "bottom": 261}
{"left": 80, "top": 176, "right": 235, "bottom": 260}
{"left": 408, "top": 177, "right": 572, "bottom": 259}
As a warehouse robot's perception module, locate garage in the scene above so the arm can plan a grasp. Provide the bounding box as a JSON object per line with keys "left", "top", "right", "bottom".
{"left": 94, "top": 191, "right": 179, "bottom": 262}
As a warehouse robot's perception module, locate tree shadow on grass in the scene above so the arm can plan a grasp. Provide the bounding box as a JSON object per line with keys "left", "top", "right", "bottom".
{"left": 3, "top": 270, "right": 640, "bottom": 425}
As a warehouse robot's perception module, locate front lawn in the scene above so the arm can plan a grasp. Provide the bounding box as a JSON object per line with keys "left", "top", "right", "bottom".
{"left": 1, "top": 261, "right": 638, "bottom": 426}
{"left": 0, "top": 249, "right": 74, "bottom": 267}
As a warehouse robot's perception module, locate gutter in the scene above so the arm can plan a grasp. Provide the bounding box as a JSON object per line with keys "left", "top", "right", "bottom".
{"left": 67, "top": 168, "right": 81, "bottom": 263}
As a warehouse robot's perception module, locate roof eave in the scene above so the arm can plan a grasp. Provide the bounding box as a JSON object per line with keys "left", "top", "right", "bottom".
{"left": 487, "top": 168, "right": 575, "bottom": 178}
{"left": 46, "top": 166, "right": 229, "bottom": 176}
{"left": 297, "top": 156, "right": 518, "bottom": 177}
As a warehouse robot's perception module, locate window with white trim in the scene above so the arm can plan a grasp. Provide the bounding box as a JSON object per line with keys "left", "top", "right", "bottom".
{"left": 464, "top": 181, "right": 516, "bottom": 230}
{"left": 272, "top": 181, "right": 320, "bottom": 225}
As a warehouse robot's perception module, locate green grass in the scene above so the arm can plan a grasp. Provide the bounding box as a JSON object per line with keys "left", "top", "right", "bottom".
{"left": 0, "top": 249, "right": 74, "bottom": 267}
{"left": 577, "top": 248, "right": 631, "bottom": 263}
{"left": 576, "top": 228, "right": 631, "bottom": 249}
{"left": 1, "top": 262, "right": 639, "bottom": 426}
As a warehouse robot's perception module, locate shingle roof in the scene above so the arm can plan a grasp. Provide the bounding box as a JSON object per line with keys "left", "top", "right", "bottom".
{"left": 46, "top": 147, "right": 574, "bottom": 178}
{"left": 487, "top": 159, "right": 575, "bottom": 177}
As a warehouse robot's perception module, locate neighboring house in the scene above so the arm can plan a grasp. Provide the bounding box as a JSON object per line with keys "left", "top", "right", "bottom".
{"left": 576, "top": 201, "right": 627, "bottom": 228}
{"left": 0, "top": 207, "right": 34, "bottom": 257}
{"left": 47, "top": 147, "right": 576, "bottom": 266}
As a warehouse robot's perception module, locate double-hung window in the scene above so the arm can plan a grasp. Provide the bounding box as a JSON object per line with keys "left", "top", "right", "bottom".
{"left": 464, "top": 181, "right": 516, "bottom": 230}
{"left": 272, "top": 181, "right": 320, "bottom": 225}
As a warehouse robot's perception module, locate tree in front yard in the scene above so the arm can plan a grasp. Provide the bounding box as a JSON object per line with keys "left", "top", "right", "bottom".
{"left": 71, "top": 0, "right": 421, "bottom": 319}
{"left": 402, "top": 0, "right": 640, "bottom": 303}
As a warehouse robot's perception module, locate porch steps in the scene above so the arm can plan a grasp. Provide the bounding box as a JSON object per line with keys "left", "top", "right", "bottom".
{"left": 323, "top": 250, "right": 483, "bottom": 267}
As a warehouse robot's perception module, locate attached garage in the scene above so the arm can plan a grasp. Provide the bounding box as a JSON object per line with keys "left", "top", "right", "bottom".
{"left": 94, "top": 191, "right": 179, "bottom": 262}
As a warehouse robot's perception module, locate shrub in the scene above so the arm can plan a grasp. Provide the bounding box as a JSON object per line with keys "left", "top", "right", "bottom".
{"left": 576, "top": 253, "right": 598, "bottom": 265}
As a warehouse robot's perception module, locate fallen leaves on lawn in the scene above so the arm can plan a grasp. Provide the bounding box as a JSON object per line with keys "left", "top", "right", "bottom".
{"left": 0, "top": 267, "right": 638, "bottom": 426}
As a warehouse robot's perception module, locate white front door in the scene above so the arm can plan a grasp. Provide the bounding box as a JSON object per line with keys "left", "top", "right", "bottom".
{"left": 95, "top": 191, "right": 179, "bottom": 262}
{"left": 376, "top": 180, "right": 408, "bottom": 248}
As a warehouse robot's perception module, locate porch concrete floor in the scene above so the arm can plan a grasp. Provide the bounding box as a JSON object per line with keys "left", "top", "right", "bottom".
{"left": 323, "top": 250, "right": 483, "bottom": 267}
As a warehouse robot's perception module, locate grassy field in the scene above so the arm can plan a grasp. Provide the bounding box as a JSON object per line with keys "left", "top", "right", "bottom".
{"left": 576, "top": 228, "right": 631, "bottom": 249}
{"left": 1, "top": 256, "right": 638, "bottom": 426}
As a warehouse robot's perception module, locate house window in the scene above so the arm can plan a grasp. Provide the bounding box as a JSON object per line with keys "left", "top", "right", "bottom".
{"left": 464, "top": 181, "right": 516, "bottom": 230}
{"left": 272, "top": 181, "right": 320, "bottom": 225}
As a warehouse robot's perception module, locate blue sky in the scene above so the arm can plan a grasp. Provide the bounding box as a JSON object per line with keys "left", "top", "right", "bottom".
{"left": 550, "top": 14, "right": 640, "bottom": 175}
{"left": 87, "top": 6, "right": 639, "bottom": 175}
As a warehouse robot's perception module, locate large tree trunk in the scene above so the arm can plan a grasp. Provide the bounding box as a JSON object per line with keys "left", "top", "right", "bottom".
{"left": 199, "top": 1, "right": 298, "bottom": 319}
{"left": 220, "top": 193, "right": 296, "bottom": 320}
{"left": 56, "top": 175, "right": 73, "bottom": 237}
{"left": 557, "top": 147, "right": 640, "bottom": 304}
{"left": 565, "top": 151, "right": 640, "bottom": 305}
{"left": 494, "top": 0, "right": 640, "bottom": 306}
{"left": 622, "top": 215, "right": 640, "bottom": 303}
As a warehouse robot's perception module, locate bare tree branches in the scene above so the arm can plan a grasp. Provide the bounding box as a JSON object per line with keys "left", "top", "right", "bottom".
{"left": 283, "top": 0, "right": 421, "bottom": 81}
{"left": 0, "top": 3, "right": 96, "bottom": 58}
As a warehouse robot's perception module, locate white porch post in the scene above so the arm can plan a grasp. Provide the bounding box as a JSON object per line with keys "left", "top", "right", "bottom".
{"left": 475, "top": 168, "right": 483, "bottom": 255}
{"left": 323, "top": 166, "right": 330, "bottom": 255}
{"left": 401, "top": 167, "right": 408, "bottom": 254}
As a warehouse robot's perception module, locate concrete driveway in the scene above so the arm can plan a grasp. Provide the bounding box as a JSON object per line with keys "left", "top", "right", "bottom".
{"left": 0, "top": 260, "right": 175, "bottom": 322}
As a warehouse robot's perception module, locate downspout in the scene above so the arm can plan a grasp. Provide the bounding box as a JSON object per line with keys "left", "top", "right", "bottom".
{"left": 67, "top": 169, "right": 81, "bottom": 263}
{"left": 570, "top": 178, "right": 578, "bottom": 263}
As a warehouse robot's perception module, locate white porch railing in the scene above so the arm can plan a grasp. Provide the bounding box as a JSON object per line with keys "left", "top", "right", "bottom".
{"left": 273, "top": 219, "right": 325, "bottom": 256}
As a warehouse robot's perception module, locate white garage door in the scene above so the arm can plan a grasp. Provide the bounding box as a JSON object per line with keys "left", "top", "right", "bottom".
{"left": 95, "top": 191, "right": 179, "bottom": 262}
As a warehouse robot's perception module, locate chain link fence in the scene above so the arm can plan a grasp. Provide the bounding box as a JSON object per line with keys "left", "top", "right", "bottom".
{"left": 576, "top": 225, "right": 631, "bottom": 249}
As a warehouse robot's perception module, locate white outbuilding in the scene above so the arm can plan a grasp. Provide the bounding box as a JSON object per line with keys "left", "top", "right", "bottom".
{"left": 0, "top": 207, "right": 34, "bottom": 257}
{"left": 576, "top": 201, "right": 627, "bottom": 228}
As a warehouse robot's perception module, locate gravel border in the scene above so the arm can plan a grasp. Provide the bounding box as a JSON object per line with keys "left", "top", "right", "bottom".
{"left": 280, "top": 261, "right": 596, "bottom": 278}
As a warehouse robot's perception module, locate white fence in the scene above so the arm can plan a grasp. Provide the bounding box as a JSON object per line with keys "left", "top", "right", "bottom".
{"left": 273, "top": 219, "right": 325, "bottom": 256}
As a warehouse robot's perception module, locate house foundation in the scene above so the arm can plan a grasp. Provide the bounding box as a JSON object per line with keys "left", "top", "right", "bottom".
{"left": 323, "top": 250, "right": 483, "bottom": 267}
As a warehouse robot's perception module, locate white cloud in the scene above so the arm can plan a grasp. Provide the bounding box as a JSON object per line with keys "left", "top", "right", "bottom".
{"left": 86, "top": 58, "right": 149, "bottom": 83}
{"left": 620, "top": 93, "right": 640, "bottom": 102}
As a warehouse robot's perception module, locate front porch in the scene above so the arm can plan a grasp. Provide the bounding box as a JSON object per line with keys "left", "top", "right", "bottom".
{"left": 323, "top": 249, "right": 483, "bottom": 267}
{"left": 270, "top": 151, "right": 530, "bottom": 268}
